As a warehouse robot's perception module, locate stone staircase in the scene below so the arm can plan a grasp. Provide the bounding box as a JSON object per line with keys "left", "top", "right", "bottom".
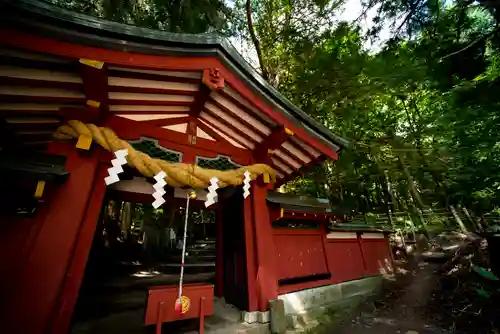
{"left": 162, "top": 239, "right": 217, "bottom": 274}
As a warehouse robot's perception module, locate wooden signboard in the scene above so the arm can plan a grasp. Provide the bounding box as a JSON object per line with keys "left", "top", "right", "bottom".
{"left": 144, "top": 283, "right": 214, "bottom": 334}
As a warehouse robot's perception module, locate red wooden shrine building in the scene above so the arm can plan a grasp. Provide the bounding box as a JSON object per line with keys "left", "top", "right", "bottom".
{"left": 0, "top": 1, "right": 393, "bottom": 333}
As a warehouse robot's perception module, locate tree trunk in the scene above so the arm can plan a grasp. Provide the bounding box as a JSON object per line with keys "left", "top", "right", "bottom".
{"left": 384, "top": 170, "right": 396, "bottom": 228}
{"left": 450, "top": 205, "right": 468, "bottom": 233}
{"left": 398, "top": 154, "right": 425, "bottom": 209}
{"left": 462, "top": 207, "right": 482, "bottom": 232}
{"left": 246, "top": 0, "right": 269, "bottom": 80}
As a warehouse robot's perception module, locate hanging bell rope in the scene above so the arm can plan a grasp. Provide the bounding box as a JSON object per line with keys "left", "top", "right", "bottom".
{"left": 176, "top": 190, "right": 194, "bottom": 314}
{"left": 53, "top": 120, "right": 276, "bottom": 189}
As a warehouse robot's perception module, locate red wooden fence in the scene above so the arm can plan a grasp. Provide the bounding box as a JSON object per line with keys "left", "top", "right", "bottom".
{"left": 273, "top": 228, "right": 393, "bottom": 294}
{"left": 324, "top": 234, "right": 365, "bottom": 283}
{"left": 360, "top": 237, "right": 392, "bottom": 276}
{"left": 273, "top": 229, "right": 328, "bottom": 280}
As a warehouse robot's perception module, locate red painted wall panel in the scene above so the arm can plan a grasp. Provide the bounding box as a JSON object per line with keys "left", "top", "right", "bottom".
{"left": 324, "top": 239, "right": 365, "bottom": 283}
{"left": 361, "top": 239, "right": 392, "bottom": 276}
{"left": 273, "top": 231, "right": 328, "bottom": 280}
{"left": 1, "top": 146, "right": 99, "bottom": 334}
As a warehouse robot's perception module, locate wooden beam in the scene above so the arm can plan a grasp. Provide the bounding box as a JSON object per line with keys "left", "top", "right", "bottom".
{"left": 140, "top": 116, "right": 191, "bottom": 128}
{"left": 194, "top": 119, "right": 232, "bottom": 147}
{"left": 253, "top": 126, "right": 293, "bottom": 163}
{"left": 189, "top": 85, "right": 211, "bottom": 117}
{"left": 105, "top": 115, "right": 250, "bottom": 160}
{"left": 79, "top": 59, "right": 109, "bottom": 124}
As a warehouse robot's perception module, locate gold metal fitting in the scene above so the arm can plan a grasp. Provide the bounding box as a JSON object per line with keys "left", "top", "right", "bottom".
{"left": 188, "top": 189, "right": 197, "bottom": 199}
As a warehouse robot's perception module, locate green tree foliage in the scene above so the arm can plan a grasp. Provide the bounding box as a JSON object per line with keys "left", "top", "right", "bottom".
{"left": 46, "top": 0, "right": 234, "bottom": 34}
{"left": 47, "top": 0, "right": 500, "bottom": 227}
{"left": 238, "top": 0, "right": 500, "bottom": 226}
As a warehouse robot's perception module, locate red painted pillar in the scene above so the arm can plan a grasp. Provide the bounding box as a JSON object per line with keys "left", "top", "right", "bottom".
{"left": 243, "top": 191, "right": 258, "bottom": 311}
{"left": 215, "top": 207, "right": 224, "bottom": 297}
{"left": 250, "top": 182, "right": 278, "bottom": 311}
{"left": 3, "top": 146, "right": 99, "bottom": 334}
{"left": 49, "top": 164, "right": 107, "bottom": 334}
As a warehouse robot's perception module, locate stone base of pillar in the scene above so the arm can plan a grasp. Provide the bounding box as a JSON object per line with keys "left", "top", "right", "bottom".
{"left": 242, "top": 311, "right": 270, "bottom": 324}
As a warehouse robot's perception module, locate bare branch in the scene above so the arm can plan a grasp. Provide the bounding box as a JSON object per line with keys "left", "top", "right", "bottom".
{"left": 440, "top": 26, "right": 500, "bottom": 61}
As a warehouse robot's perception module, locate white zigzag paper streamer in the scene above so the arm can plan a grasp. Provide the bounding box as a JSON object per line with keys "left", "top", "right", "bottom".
{"left": 205, "top": 177, "right": 219, "bottom": 207}
{"left": 104, "top": 149, "right": 128, "bottom": 185}
{"left": 243, "top": 171, "right": 251, "bottom": 199}
{"left": 152, "top": 171, "right": 167, "bottom": 209}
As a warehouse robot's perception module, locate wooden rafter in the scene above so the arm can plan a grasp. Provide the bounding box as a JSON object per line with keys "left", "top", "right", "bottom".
{"left": 110, "top": 110, "right": 189, "bottom": 115}
{"left": 253, "top": 126, "right": 293, "bottom": 163}
{"left": 214, "top": 92, "right": 319, "bottom": 162}
{"left": 275, "top": 154, "right": 326, "bottom": 188}
{"left": 0, "top": 94, "right": 84, "bottom": 104}
{"left": 208, "top": 96, "right": 269, "bottom": 135}
{"left": 219, "top": 89, "right": 273, "bottom": 128}
{"left": 0, "top": 76, "right": 82, "bottom": 90}
{"left": 108, "top": 85, "right": 195, "bottom": 96}
{"left": 273, "top": 153, "right": 300, "bottom": 174}
{"left": 201, "top": 110, "right": 254, "bottom": 149}
{"left": 202, "top": 107, "right": 257, "bottom": 146}
{"left": 109, "top": 99, "right": 192, "bottom": 106}
{"left": 107, "top": 68, "right": 200, "bottom": 85}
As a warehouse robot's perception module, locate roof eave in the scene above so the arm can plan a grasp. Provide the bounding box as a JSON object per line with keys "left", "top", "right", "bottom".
{"left": 0, "top": 0, "right": 348, "bottom": 155}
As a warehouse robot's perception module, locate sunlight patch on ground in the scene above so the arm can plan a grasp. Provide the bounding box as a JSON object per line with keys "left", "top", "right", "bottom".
{"left": 131, "top": 270, "right": 160, "bottom": 278}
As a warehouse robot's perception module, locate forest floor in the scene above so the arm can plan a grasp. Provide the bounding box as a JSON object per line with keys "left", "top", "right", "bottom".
{"left": 314, "top": 232, "right": 500, "bottom": 334}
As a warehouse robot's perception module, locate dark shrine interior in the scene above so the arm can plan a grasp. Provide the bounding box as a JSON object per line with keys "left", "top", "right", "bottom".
{"left": 70, "top": 174, "right": 218, "bottom": 333}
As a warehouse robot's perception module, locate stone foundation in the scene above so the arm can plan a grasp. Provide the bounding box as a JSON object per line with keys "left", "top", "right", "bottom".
{"left": 278, "top": 276, "right": 384, "bottom": 331}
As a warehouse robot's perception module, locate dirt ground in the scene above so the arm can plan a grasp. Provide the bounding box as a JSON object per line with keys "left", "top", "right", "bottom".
{"left": 334, "top": 259, "right": 448, "bottom": 334}
{"left": 314, "top": 233, "right": 500, "bottom": 334}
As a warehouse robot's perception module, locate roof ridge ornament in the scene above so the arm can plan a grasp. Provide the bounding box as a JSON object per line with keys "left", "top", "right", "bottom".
{"left": 202, "top": 68, "right": 224, "bottom": 90}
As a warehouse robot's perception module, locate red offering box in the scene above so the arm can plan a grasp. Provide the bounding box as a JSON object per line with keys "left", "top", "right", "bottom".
{"left": 144, "top": 283, "right": 214, "bottom": 325}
